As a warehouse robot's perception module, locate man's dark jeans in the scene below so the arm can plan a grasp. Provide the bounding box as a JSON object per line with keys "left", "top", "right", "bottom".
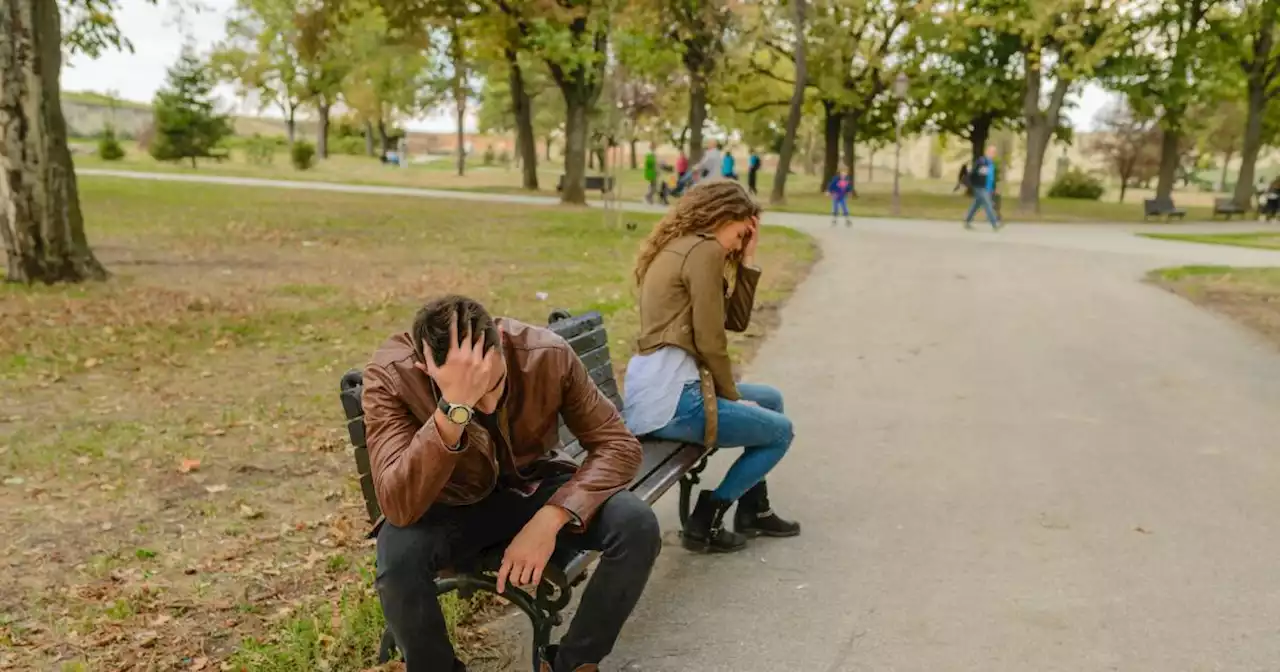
{"left": 375, "top": 475, "right": 661, "bottom": 671}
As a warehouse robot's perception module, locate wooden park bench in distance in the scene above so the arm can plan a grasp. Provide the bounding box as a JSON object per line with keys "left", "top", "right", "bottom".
{"left": 1212, "top": 198, "right": 1248, "bottom": 220}
{"left": 556, "top": 174, "right": 615, "bottom": 194}
{"left": 1143, "top": 196, "right": 1187, "bottom": 222}
{"left": 338, "top": 310, "right": 717, "bottom": 671}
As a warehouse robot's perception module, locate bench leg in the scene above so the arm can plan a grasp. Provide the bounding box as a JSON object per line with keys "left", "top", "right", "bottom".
{"left": 678, "top": 454, "right": 715, "bottom": 528}
{"left": 435, "top": 574, "right": 563, "bottom": 672}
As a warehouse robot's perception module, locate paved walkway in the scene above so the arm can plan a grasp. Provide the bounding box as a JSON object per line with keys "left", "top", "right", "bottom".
{"left": 82, "top": 170, "right": 1280, "bottom": 670}
{"left": 610, "top": 220, "right": 1280, "bottom": 671}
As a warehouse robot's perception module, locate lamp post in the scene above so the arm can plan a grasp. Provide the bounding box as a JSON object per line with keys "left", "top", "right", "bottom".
{"left": 892, "top": 71, "right": 908, "bottom": 216}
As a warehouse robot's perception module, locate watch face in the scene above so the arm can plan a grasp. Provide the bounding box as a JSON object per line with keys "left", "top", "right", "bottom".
{"left": 447, "top": 405, "right": 473, "bottom": 425}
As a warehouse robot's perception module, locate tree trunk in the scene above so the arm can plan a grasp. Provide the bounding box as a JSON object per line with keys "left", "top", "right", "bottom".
{"left": 1155, "top": 129, "right": 1180, "bottom": 201}
{"left": 561, "top": 97, "right": 590, "bottom": 205}
{"left": 1234, "top": 80, "right": 1267, "bottom": 208}
{"left": 455, "top": 97, "right": 466, "bottom": 177}
{"left": 1219, "top": 149, "right": 1233, "bottom": 192}
{"left": 588, "top": 148, "right": 595, "bottom": 170}
{"left": 506, "top": 52, "right": 538, "bottom": 190}
{"left": 969, "top": 117, "right": 991, "bottom": 167}
{"left": 377, "top": 119, "right": 389, "bottom": 155}
{"left": 629, "top": 137, "right": 637, "bottom": 170}
{"left": 1019, "top": 53, "right": 1070, "bottom": 214}
{"left": 842, "top": 108, "right": 857, "bottom": 173}
{"left": 364, "top": 120, "right": 375, "bottom": 156}
{"left": 769, "top": 0, "right": 807, "bottom": 205}
{"left": 868, "top": 148, "right": 874, "bottom": 182}
{"left": 544, "top": 135, "right": 552, "bottom": 161}
{"left": 1119, "top": 179, "right": 1128, "bottom": 204}
{"left": 820, "top": 100, "right": 841, "bottom": 192}
{"left": 285, "top": 110, "right": 296, "bottom": 147}
{"left": 316, "top": 100, "right": 330, "bottom": 159}
{"left": 0, "top": 0, "right": 106, "bottom": 283}
{"left": 688, "top": 71, "right": 708, "bottom": 166}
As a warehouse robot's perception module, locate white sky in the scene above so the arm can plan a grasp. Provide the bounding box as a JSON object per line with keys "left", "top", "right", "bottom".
{"left": 62, "top": 0, "right": 1110, "bottom": 134}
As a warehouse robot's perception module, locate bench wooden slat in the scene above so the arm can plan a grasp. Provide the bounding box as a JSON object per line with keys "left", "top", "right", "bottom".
{"left": 577, "top": 343, "right": 611, "bottom": 373}
{"left": 566, "top": 327, "right": 608, "bottom": 357}
{"left": 588, "top": 363, "right": 615, "bottom": 387}
{"left": 548, "top": 312, "right": 604, "bottom": 342}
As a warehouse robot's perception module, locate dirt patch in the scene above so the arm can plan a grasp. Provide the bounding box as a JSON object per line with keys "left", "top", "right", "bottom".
{"left": 1150, "top": 267, "right": 1280, "bottom": 348}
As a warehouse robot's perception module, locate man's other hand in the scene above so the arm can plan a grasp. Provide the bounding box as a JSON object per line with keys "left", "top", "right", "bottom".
{"left": 496, "top": 506, "right": 572, "bottom": 593}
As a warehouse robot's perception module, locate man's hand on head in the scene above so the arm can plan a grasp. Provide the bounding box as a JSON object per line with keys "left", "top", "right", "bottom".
{"left": 496, "top": 505, "right": 572, "bottom": 594}
{"left": 413, "top": 312, "right": 501, "bottom": 408}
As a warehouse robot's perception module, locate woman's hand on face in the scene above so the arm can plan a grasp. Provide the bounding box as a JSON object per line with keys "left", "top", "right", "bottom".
{"left": 742, "top": 217, "right": 760, "bottom": 264}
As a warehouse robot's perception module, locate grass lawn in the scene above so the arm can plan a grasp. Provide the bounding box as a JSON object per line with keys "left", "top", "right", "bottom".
{"left": 1139, "top": 231, "right": 1280, "bottom": 250}
{"left": 1149, "top": 266, "right": 1280, "bottom": 348}
{"left": 74, "top": 141, "right": 1228, "bottom": 223}
{"left": 0, "top": 177, "right": 817, "bottom": 671}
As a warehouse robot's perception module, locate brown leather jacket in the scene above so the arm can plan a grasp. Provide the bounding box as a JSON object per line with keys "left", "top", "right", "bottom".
{"left": 635, "top": 233, "right": 760, "bottom": 402}
{"left": 634, "top": 234, "right": 760, "bottom": 447}
{"left": 361, "top": 318, "right": 642, "bottom": 529}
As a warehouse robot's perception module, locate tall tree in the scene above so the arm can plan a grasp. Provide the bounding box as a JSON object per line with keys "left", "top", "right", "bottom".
{"left": 338, "top": 0, "right": 435, "bottom": 155}
{"left": 1122, "top": 0, "right": 1228, "bottom": 201}
{"left": 908, "top": 0, "right": 1023, "bottom": 169}
{"left": 493, "top": 0, "right": 612, "bottom": 205}
{"left": 660, "top": 0, "right": 734, "bottom": 163}
{"left": 150, "top": 48, "right": 235, "bottom": 168}
{"left": 1230, "top": 0, "right": 1280, "bottom": 207}
{"left": 998, "top": 0, "right": 1128, "bottom": 213}
{"left": 296, "top": 2, "right": 348, "bottom": 159}
{"left": 771, "top": 0, "right": 808, "bottom": 205}
{"left": 214, "top": 0, "right": 309, "bottom": 147}
{"left": 0, "top": 0, "right": 149, "bottom": 283}
{"left": 1199, "top": 98, "right": 1246, "bottom": 191}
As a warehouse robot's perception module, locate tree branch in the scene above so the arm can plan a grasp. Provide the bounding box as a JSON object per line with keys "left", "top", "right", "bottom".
{"left": 732, "top": 99, "right": 793, "bottom": 114}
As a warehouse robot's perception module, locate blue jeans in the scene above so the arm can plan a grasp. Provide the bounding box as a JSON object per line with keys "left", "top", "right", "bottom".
{"left": 650, "top": 382, "right": 793, "bottom": 502}
{"left": 832, "top": 197, "right": 850, "bottom": 217}
{"left": 965, "top": 188, "right": 1000, "bottom": 227}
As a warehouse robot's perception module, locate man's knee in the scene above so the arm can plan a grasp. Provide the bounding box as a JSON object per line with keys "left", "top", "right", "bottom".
{"left": 597, "top": 492, "right": 661, "bottom": 560}
{"left": 376, "top": 522, "right": 449, "bottom": 588}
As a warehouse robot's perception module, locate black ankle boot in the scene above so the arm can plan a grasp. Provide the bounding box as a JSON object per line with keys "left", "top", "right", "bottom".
{"left": 682, "top": 490, "right": 748, "bottom": 553}
{"left": 734, "top": 480, "right": 801, "bottom": 537}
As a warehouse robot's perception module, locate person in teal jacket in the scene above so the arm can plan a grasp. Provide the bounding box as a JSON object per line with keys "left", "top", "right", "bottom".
{"left": 721, "top": 151, "right": 738, "bottom": 180}
{"left": 964, "top": 145, "right": 1002, "bottom": 230}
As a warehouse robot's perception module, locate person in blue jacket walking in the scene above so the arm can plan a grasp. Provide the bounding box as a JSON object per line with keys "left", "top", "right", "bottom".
{"left": 965, "top": 145, "right": 1003, "bottom": 230}
{"left": 827, "top": 168, "right": 855, "bottom": 227}
{"left": 721, "top": 151, "right": 738, "bottom": 181}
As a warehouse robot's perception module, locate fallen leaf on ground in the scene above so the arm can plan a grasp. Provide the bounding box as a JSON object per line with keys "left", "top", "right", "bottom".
{"left": 239, "top": 504, "right": 263, "bottom": 520}
{"left": 204, "top": 484, "right": 228, "bottom": 494}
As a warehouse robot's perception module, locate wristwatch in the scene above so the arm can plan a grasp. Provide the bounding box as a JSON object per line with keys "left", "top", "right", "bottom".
{"left": 437, "top": 397, "right": 476, "bottom": 427}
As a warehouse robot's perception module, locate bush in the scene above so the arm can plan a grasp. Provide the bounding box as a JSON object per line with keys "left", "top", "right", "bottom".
{"left": 330, "top": 136, "right": 366, "bottom": 156}
{"left": 245, "top": 134, "right": 275, "bottom": 166}
{"left": 291, "top": 140, "right": 316, "bottom": 170}
{"left": 97, "top": 127, "right": 125, "bottom": 161}
{"left": 1048, "top": 168, "right": 1105, "bottom": 200}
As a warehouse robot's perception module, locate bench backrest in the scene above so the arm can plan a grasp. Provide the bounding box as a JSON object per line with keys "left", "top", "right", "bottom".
{"left": 338, "top": 311, "right": 617, "bottom": 524}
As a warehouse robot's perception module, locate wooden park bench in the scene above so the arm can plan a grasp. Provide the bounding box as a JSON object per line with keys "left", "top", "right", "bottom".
{"left": 1143, "top": 196, "right": 1187, "bottom": 222}
{"left": 338, "top": 310, "right": 716, "bottom": 671}
{"left": 1212, "top": 198, "right": 1248, "bottom": 220}
{"left": 556, "top": 174, "right": 615, "bottom": 194}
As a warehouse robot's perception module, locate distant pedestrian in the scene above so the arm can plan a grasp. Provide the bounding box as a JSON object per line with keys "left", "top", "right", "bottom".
{"left": 748, "top": 149, "right": 762, "bottom": 195}
{"left": 964, "top": 146, "right": 1002, "bottom": 230}
{"left": 644, "top": 144, "right": 660, "bottom": 204}
{"left": 695, "top": 141, "right": 722, "bottom": 182}
{"left": 721, "top": 151, "right": 738, "bottom": 181}
{"left": 675, "top": 149, "right": 689, "bottom": 180}
{"left": 827, "top": 168, "right": 854, "bottom": 227}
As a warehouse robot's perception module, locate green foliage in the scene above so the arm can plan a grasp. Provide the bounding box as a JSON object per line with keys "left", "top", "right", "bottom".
{"left": 245, "top": 134, "right": 276, "bottom": 165}
{"left": 97, "top": 127, "right": 125, "bottom": 161}
{"left": 329, "top": 136, "right": 367, "bottom": 156}
{"left": 149, "top": 48, "right": 233, "bottom": 167}
{"left": 1048, "top": 168, "right": 1105, "bottom": 200}
{"left": 62, "top": 0, "right": 157, "bottom": 57}
{"left": 291, "top": 140, "right": 316, "bottom": 170}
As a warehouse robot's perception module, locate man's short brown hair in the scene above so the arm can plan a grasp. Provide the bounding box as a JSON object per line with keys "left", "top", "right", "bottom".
{"left": 411, "top": 295, "right": 500, "bottom": 367}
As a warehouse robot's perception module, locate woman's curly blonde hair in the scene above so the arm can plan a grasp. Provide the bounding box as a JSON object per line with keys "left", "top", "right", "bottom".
{"left": 634, "top": 180, "right": 760, "bottom": 285}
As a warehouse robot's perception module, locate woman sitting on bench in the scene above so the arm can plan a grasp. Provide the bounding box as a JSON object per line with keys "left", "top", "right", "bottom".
{"left": 624, "top": 181, "right": 801, "bottom": 554}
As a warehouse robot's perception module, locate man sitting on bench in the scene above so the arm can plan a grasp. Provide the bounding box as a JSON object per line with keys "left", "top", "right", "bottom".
{"left": 362, "top": 295, "right": 660, "bottom": 672}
